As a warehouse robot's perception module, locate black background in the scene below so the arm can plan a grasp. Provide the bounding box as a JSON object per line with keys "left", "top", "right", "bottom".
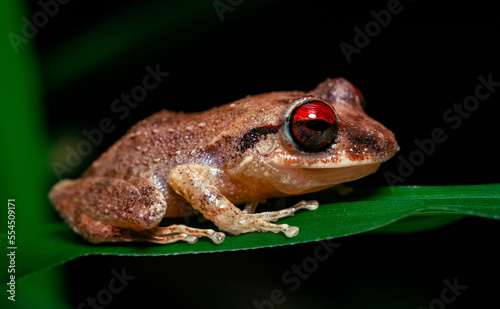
{"left": 33, "top": 0, "right": 499, "bottom": 308}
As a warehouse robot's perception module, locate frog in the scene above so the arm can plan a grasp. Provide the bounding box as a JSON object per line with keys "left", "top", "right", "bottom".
{"left": 49, "top": 78, "right": 398, "bottom": 245}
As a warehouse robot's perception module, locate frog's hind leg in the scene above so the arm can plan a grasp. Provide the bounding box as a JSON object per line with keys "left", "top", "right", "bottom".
{"left": 73, "top": 216, "right": 224, "bottom": 244}
{"left": 136, "top": 225, "right": 225, "bottom": 244}
{"left": 49, "top": 177, "right": 222, "bottom": 244}
{"left": 65, "top": 210, "right": 213, "bottom": 244}
{"left": 50, "top": 176, "right": 168, "bottom": 229}
{"left": 55, "top": 206, "right": 223, "bottom": 244}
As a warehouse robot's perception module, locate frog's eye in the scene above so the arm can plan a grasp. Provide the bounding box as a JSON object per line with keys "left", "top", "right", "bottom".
{"left": 289, "top": 101, "right": 338, "bottom": 152}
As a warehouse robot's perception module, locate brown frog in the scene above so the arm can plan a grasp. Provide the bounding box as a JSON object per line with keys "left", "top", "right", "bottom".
{"left": 49, "top": 78, "right": 398, "bottom": 245}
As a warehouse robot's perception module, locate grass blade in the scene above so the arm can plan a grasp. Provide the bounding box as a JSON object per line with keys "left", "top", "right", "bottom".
{"left": 10, "top": 183, "right": 500, "bottom": 282}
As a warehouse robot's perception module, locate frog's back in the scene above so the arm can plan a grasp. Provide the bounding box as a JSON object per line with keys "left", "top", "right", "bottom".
{"left": 84, "top": 91, "right": 305, "bottom": 181}
{"left": 83, "top": 109, "right": 224, "bottom": 180}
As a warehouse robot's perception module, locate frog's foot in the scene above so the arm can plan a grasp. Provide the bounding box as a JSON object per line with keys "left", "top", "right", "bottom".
{"left": 230, "top": 201, "right": 319, "bottom": 238}
{"left": 137, "top": 225, "right": 225, "bottom": 244}
{"left": 225, "top": 213, "right": 300, "bottom": 238}
{"left": 250, "top": 200, "right": 319, "bottom": 222}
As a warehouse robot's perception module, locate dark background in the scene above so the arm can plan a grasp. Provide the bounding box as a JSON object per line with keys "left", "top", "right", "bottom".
{"left": 32, "top": 0, "right": 499, "bottom": 308}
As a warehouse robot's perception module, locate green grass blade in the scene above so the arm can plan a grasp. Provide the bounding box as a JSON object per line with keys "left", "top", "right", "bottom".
{"left": 10, "top": 183, "right": 500, "bottom": 283}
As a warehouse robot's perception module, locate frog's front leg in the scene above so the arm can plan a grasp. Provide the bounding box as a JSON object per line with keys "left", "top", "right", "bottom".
{"left": 168, "top": 164, "right": 316, "bottom": 238}
{"left": 248, "top": 200, "right": 319, "bottom": 222}
{"left": 49, "top": 176, "right": 223, "bottom": 244}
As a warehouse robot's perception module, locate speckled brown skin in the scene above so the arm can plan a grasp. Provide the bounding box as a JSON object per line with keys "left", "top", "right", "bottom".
{"left": 49, "top": 78, "right": 398, "bottom": 244}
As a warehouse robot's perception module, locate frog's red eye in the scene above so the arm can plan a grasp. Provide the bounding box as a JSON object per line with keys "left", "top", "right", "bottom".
{"left": 289, "top": 101, "right": 338, "bottom": 152}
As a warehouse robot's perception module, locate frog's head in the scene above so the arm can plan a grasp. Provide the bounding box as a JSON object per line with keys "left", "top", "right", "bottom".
{"left": 227, "top": 78, "right": 398, "bottom": 196}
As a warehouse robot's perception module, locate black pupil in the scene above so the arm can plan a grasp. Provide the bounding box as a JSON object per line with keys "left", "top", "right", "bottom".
{"left": 305, "top": 120, "right": 331, "bottom": 132}
{"left": 288, "top": 101, "right": 338, "bottom": 152}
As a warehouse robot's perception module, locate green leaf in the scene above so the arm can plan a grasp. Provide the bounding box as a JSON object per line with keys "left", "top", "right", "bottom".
{"left": 6, "top": 183, "right": 500, "bottom": 283}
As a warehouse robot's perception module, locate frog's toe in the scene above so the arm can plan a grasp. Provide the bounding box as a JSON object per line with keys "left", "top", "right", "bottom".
{"left": 184, "top": 235, "right": 199, "bottom": 244}
{"left": 284, "top": 225, "right": 299, "bottom": 238}
{"left": 305, "top": 200, "right": 319, "bottom": 210}
{"left": 209, "top": 231, "right": 226, "bottom": 244}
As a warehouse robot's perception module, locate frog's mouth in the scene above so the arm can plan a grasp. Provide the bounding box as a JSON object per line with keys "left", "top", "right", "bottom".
{"left": 247, "top": 161, "right": 385, "bottom": 196}
{"left": 297, "top": 163, "right": 381, "bottom": 183}
{"left": 265, "top": 162, "right": 382, "bottom": 195}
